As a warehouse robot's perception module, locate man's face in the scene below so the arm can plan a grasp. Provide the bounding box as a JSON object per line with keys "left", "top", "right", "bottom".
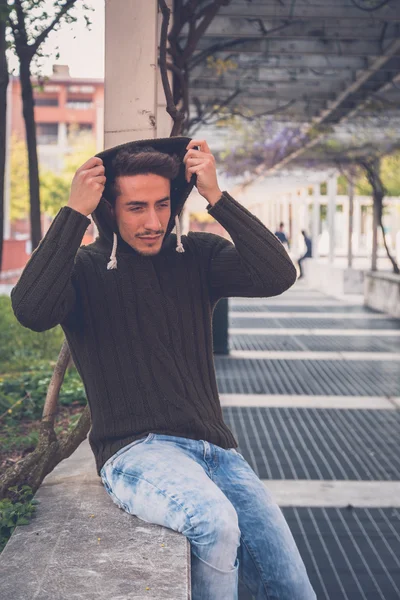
{"left": 112, "top": 173, "right": 171, "bottom": 256}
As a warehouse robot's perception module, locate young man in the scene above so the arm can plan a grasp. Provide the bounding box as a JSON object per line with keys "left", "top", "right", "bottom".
{"left": 298, "top": 229, "right": 313, "bottom": 279}
{"left": 11, "top": 137, "right": 315, "bottom": 600}
{"left": 274, "top": 222, "right": 291, "bottom": 251}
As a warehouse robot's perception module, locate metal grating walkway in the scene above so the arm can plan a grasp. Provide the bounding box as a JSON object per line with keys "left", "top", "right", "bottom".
{"left": 230, "top": 316, "right": 400, "bottom": 330}
{"left": 215, "top": 357, "right": 400, "bottom": 396}
{"left": 230, "top": 333, "right": 400, "bottom": 353}
{"left": 251, "top": 507, "right": 400, "bottom": 600}
{"left": 231, "top": 304, "right": 378, "bottom": 314}
{"left": 239, "top": 507, "right": 400, "bottom": 600}
{"left": 228, "top": 286, "right": 400, "bottom": 600}
{"left": 222, "top": 406, "right": 400, "bottom": 481}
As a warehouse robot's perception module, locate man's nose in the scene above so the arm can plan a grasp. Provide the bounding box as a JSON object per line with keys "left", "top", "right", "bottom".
{"left": 144, "top": 210, "right": 162, "bottom": 231}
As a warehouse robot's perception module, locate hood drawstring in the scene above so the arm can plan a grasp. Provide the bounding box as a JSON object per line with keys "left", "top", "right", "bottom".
{"left": 107, "top": 231, "right": 118, "bottom": 270}
{"left": 106, "top": 214, "right": 185, "bottom": 270}
{"left": 175, "top": 214, "right": 185, "bottom": 254}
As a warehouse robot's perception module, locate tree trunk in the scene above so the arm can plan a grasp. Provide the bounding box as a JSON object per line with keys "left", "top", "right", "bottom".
{"left": 361, "top": 158, "right": 399, "bottom": 275}
{"left": 19, "top": 58, "right": 42, "bottom": 250}
{"left": 378, "top": 211, "right": 400, "bottom": 274}
{"left": 0, "top": 341, "right": 91, "bottom": 501}
{"left": 0, "top": 0, "right": 8, "bottom": 273}
{"left": 371, "top": 192, "right": 379, "bottom": 271}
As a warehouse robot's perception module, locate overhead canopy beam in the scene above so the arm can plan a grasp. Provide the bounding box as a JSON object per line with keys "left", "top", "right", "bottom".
{"left": 191, "top": 80, "right": 353, "bottom": 97}
{"left": 316, "top": 45, "right": 400, "bottom": 124}
{"left": 191, "top": 84, "right": 400, "bottom": 105}
{"left": 192, "top": 55, "right": 369, "bottom": 70}
{"left": 191, "top": 38, "right": 382, "bottom": 57}
{"left": 216, "top": 3, "right": 400, "bottom": 21}
{"left": 256, "top": 38, "right": 400, "bottom": 174}
{"left": 197, "top": 18, "right": 387, "bottom": 40}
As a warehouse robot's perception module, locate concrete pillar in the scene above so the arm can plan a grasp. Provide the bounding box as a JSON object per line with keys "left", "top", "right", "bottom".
{"left": 347, "top": 178, "right": 354, "bottom": 268}
{"left": 312, "top": 184, "right": 320, "bottom": 260}
{"left": 291, "top": 193, "right": 301, "bottom": 258}
{"left": 299, "top": 188, "right": 308, "bottom": 232}
{"left": 270, "top": 200, "right": 276, "bottom": 233}
{"left": 282, "top": 194, "right": 289, "bottom": 232}
{"left": 287, "top": 194, "right": 295, "bottom": 252}
{"left": 371, "top": 195, "right": 378, "bottom": 271}
{"left": 353, "top": 196, "right": 361, "bottom": 256}
{"left": 104, "top": 0, "right": 172, "bottom": 148}
{"left": 260, "top": 201, "right": 268, "bottom": 227}
{"left": 327, "top": 175, "right": 337, "bottom": 263}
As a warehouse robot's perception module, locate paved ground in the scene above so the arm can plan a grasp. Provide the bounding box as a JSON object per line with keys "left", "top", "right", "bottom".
{"left": 216, "top": 281, "right": 400, "bottom": 600}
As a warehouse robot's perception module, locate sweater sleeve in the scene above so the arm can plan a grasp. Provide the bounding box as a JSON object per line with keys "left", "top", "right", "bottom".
{"left": 204, "top": 191, "right": 297, "bottom": 302}
{"left": 11, "top": 206, "right": 91, "bottom": 332}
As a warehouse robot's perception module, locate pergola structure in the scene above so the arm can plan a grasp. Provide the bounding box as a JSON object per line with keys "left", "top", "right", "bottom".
{"left": 188, "top": 0, "right": 400, "bottom": 126}
{"left": 184, "top": 0, "right": 400, "bottom": 269}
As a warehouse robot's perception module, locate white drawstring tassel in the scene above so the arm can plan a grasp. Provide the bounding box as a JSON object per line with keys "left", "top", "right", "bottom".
{"left": 107, "top": 232, "right": 118, "bottom": 269}
{"left": 175, "top": 215, "right": 185, "bottom": 253}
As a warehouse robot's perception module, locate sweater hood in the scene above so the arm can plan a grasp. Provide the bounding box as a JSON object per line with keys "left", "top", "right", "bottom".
{"left": 92, "top": 136, "right": 195, "bottom": 268}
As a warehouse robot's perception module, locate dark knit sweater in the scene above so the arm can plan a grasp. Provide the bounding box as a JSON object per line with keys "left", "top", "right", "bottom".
{"left": 11, "top": 191, "right": 297, "bottom": 475}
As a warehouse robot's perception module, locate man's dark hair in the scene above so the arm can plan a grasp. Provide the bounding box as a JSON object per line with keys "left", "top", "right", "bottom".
{"left": 105, "top": 146, "right": 181, "bottom": 205}
{"left": 279, "top": 222, "right": 284, "bottom": 228}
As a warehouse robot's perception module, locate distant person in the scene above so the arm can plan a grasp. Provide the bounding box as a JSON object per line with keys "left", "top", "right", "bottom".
{"left": 275, "top": 222, "right": 290, "bottom": 250}
{"left": 298, "top": 230, "right": 313, "bottom": 279}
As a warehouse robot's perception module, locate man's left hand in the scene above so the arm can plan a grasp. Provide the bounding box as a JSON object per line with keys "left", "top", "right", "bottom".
{"left": 183, "top": 140, "right": 222, "bottom": 206}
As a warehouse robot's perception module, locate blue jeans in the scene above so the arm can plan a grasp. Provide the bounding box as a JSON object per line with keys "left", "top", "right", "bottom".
{"left": 100, "top": 433, "right": 316, "bottom": 600}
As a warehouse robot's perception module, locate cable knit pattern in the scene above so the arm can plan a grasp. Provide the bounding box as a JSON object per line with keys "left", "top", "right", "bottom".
{"left": 11, "top": 191, "right": 297, "bottom": 475}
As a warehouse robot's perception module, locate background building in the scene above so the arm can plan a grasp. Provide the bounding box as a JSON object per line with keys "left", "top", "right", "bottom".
{"left": 10, "top": 64, "right": 104, "bottom": 172}
{"left": 0, "top": 65, "right": 104, "bottom": 288}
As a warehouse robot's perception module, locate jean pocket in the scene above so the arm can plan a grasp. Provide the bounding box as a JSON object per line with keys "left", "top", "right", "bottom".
{"left": 108, "top": 432, "right": 155, "bottom": 469}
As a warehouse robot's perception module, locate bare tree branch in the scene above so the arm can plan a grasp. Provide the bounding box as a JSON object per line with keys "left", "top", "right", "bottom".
{"left": 158, "top": 0, "right": 185, "bottom": 136}
{"left": 32, "top": 0, "right": 77, "bottom": 53}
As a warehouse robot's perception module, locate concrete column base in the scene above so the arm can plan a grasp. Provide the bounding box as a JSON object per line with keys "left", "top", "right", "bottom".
{"left": 303, "top": 259, "right": 365, "bottom": 296}
{"left": 364, "top": 271, "right": 400, "bottom": 318}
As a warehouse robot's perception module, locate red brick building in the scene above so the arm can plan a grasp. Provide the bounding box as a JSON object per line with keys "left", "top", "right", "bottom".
{"left": 2, "top": 66, "right": 103, "bottom": 284}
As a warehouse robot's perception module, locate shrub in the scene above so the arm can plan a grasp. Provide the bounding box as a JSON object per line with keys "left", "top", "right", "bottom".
{"left": 0, "top": 365, "right": 87, "bottom": 425}
{"left": 0, "top": 485, "right": 39, "bottom": 553}
{"left": 0, "top": 295, "right": 64, "bottom": 374}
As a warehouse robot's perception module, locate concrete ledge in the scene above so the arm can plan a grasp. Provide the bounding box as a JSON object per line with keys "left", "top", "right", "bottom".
{"left": 304, "top": 259, "right": 365, "bottom": 295}
{"left": 364, "top": 271, "right": 400, "bottom": 319}
{"left": 0, "top": 439, "right": 190, "bottom": 600}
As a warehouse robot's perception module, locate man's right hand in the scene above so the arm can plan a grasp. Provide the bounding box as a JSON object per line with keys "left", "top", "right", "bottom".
{"left": 67, "top": 157, "right": 106, "bottom": 217}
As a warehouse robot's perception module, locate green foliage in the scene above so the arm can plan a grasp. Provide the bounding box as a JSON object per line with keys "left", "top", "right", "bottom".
{"left": 0, "top": 365, "right": 87, "bottom": 424}
{"left": 0, "top": 485, "right": 38, "bottom": 554}
{"left": 11, "top": 132, "right": 97, "bottom": 221}
{"left": 0, "top": 296, "right": 64, "bottom": 373}
{"left": 354, "top": 152, "right": 400, "bottom": 196}
{"left": 41, "top": 132, "right": 97, "bottom": 218}
{"left": 10, "top": 135, "right": 29, "bottom": 222}
{"left": 1, "top": 425, "right": 39, "bottom": 454}
{"left": 0, "top": 295, "right": 86, "bottom": 423}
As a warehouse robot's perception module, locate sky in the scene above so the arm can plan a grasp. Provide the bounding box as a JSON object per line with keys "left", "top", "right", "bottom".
{"left": 8, "top": 1, "right": 105, "bottom": 80}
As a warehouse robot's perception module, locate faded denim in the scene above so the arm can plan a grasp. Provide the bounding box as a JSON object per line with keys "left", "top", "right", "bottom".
{"left": 100, "top": 433, "right": 316, "bottom": 600}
